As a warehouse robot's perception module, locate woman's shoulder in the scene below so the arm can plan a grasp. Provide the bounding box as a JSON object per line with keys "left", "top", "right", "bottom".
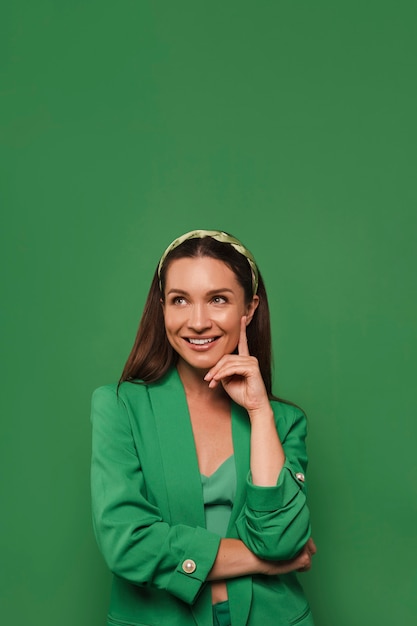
{"left": 93, "top": 379, "right": 150, "bottom": 399}
{"left": 92, "top": 368, "right": 179, "bottom": 406}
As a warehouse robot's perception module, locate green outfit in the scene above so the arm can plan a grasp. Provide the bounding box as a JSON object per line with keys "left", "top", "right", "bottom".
{"left": 91, "top": 367, "right": 314, "bottom": 625}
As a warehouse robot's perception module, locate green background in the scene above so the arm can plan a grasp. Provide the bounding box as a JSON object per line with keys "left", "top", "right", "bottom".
{"left": 2, "top": 1, "right": 416, "bottom": 625}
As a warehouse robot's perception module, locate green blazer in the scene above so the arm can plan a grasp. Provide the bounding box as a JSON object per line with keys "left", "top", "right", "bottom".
{"left": 91, "top": 368, "right": 314, "bottom": 626}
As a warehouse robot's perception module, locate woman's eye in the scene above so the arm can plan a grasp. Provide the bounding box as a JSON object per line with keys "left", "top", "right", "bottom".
{"left": 173, "top": 296, "right": 187, "bottom": 305}
{"left": 212, "top": 296, "right": 227, "bottom": 304}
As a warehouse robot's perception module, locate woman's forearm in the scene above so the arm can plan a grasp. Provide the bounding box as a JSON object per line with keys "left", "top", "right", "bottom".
{"left": 207, "top": 537, "right": 316, "bottom": 581}
{"left": 207, "top": 538, "right": 261, "bottom": 580}
{"left": 248, "top": 405, "right": 285, "bottom": 486}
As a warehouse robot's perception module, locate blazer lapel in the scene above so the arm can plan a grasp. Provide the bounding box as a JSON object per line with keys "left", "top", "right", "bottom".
{"left": 148, "top": 368, "right": 206, "bottom": 527}
{"left": 228, "top": 402, "right": 251, "bottom": 531}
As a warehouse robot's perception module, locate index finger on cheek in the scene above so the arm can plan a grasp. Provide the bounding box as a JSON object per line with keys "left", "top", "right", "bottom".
{"left": 238, "top": 316, "right": 249, "bottom": 356}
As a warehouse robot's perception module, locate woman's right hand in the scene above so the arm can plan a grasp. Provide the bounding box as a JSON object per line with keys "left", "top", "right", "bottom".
{"left": 258, "top": 538, "right": 317, "bottom": 575}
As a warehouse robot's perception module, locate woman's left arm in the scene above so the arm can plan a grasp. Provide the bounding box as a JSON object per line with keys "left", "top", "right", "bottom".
{"left": 204, "top": 317, "right": 311, "bottom": 560}
{"left": 237, "top": 404, "right": 311, "bottom": 560}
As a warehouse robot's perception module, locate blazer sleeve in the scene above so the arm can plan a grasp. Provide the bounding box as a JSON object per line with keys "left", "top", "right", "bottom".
{"left": 90, "top": 385, "right": 221, "bottom": 605}
{"left": 235, "top": 404, "right": 311, "bottom": 560}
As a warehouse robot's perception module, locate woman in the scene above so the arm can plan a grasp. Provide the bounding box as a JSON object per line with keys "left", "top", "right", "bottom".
{"left": 91, "top": 229, "right": 316, "bottom": 626}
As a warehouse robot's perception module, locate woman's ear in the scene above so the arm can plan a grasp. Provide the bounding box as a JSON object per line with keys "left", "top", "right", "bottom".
{"left": 245, "top": 295, "right": 259, "bottom": 325}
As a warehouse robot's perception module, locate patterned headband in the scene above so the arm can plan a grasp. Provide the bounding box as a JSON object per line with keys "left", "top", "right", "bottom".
{"left": 157, "top": 229, "right": 259, "bottom": 295}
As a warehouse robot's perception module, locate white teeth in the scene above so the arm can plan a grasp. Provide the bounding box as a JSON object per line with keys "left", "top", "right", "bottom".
{"left": 188, "top": 338, "right": 216, "bottom": 345}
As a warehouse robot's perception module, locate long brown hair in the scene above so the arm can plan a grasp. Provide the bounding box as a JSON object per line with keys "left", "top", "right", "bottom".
{"left": 120, "top": 235, "right": 277, "bottom": 398}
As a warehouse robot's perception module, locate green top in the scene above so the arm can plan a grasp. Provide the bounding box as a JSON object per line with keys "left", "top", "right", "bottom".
{"left": 201, "top": 455, "right": 237, "bottom": 537}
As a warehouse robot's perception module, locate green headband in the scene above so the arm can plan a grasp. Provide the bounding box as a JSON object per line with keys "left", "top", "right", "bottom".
{"left": 158, "top": 229, "right": 259, "bottom": 295}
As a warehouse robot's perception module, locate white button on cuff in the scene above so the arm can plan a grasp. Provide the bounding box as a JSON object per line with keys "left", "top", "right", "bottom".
{"left": 295, "top": 472, "right": 305, "bottom": 482}
{"left": 182, "top": 559, "right": 196, "bottom": 574}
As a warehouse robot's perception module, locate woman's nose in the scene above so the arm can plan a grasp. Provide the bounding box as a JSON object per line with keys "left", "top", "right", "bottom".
{"left": 187, "top": 303, "right": 212, "bottom": 331}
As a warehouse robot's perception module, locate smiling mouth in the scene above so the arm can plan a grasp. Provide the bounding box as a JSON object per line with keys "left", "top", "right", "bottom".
{"left": 186, "top": 337, "right": 218, "bottom": 345}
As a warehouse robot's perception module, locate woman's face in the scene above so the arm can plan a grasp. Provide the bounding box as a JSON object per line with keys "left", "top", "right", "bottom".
{"left": 162, "top": 256, "right": 258, "bottom": 375}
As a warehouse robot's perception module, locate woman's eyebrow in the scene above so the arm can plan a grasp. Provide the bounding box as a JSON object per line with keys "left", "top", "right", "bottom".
{"left": 206, "top": 288, "right": 234, "bottom": 296}
{"left": 166, "top": 288, "right": 189, "bottom": 295}
{"left": 166, "top": 288, "right": 235, "bottom": 296}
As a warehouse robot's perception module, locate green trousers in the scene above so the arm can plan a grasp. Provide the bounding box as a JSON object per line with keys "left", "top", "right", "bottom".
{"left": 212, "top": 601, "right": 232, "bottom": 626}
